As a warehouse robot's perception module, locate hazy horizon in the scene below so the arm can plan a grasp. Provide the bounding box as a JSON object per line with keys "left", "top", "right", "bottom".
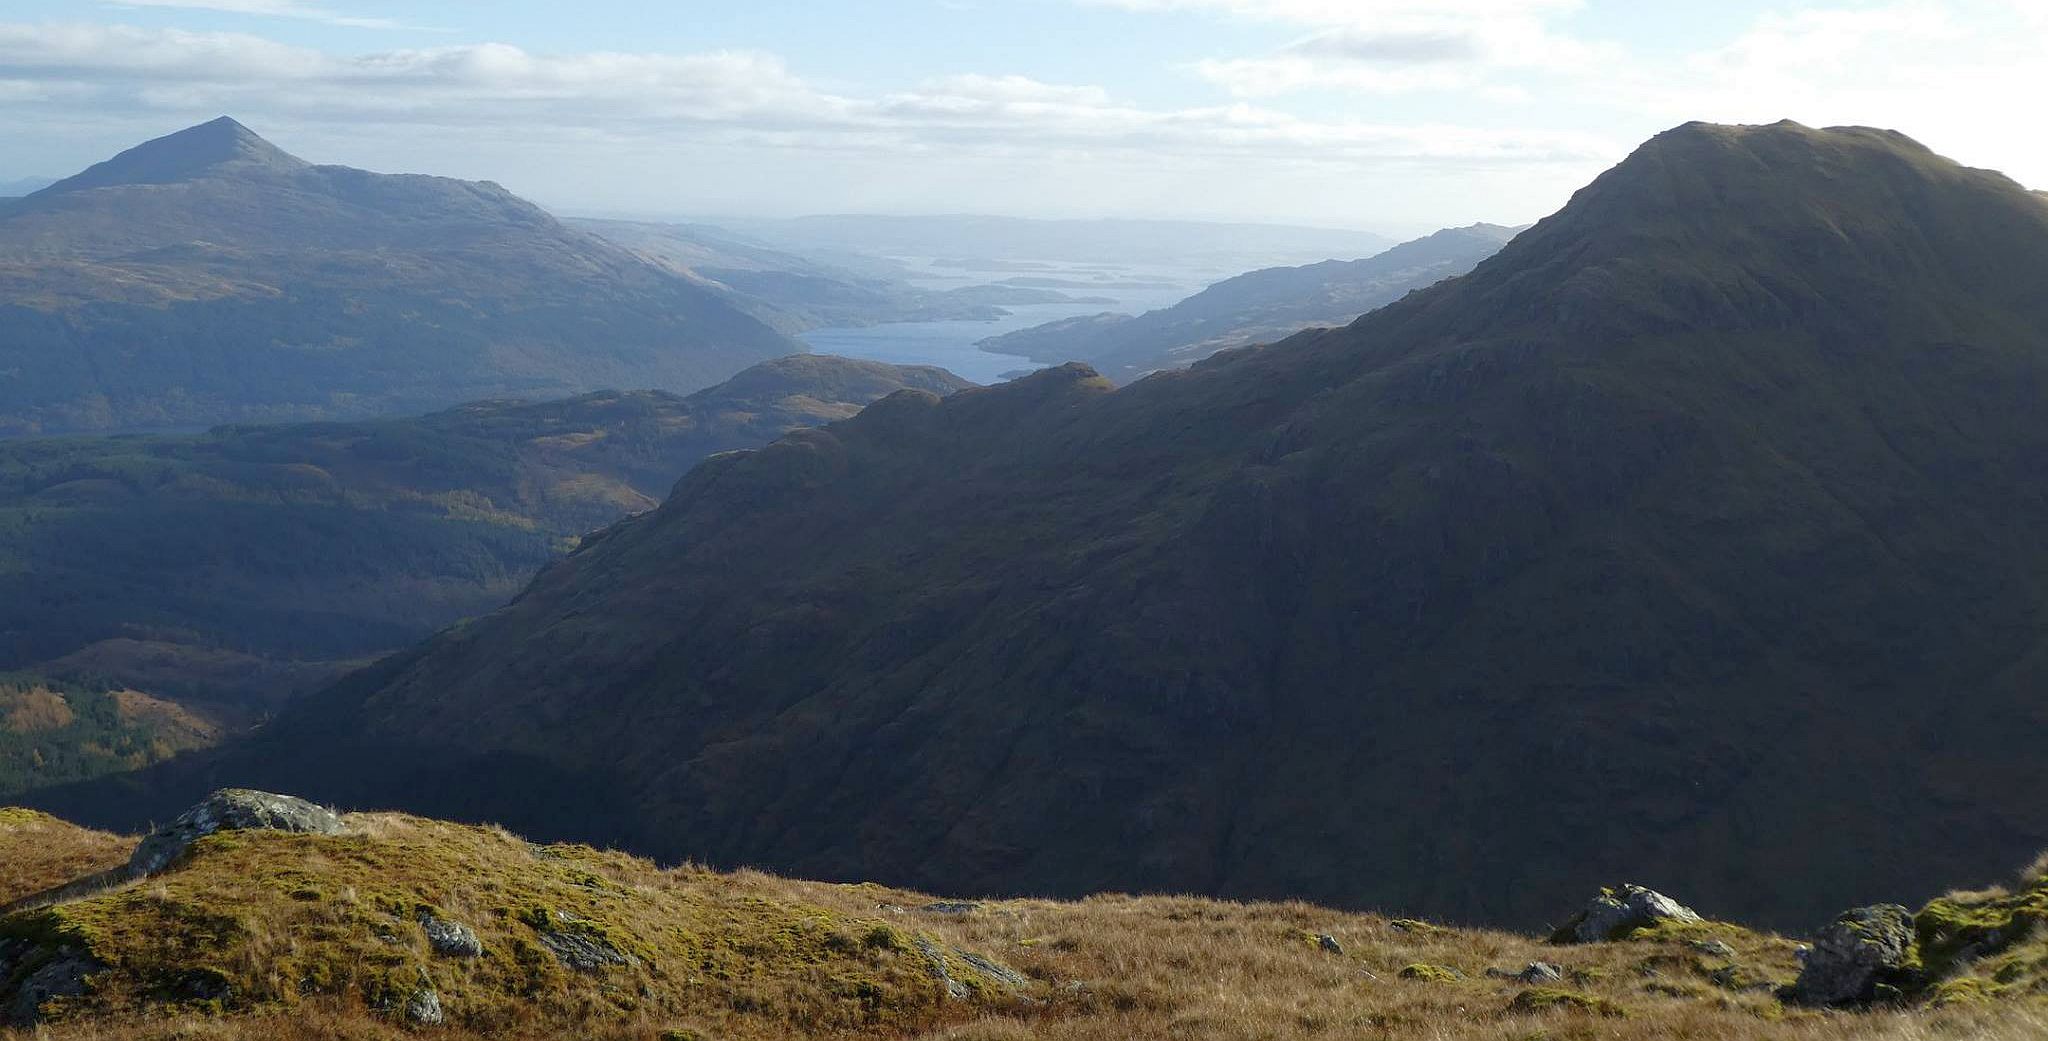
{"left": 5, "top": 1, "right": 2045, "bottom": 236}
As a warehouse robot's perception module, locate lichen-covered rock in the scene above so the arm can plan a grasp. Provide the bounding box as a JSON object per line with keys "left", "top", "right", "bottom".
{"left": 1688, "top": 938, "right": 1738, "bottom": 960}
{"left": 1551, "top": 885, "right": 1702, "bottom": 944}
{"left": 129, "top": 789, "right": 344, "bottom": 876}
{"left": 1791, "top": 904, "right": 1916, "bottom": 1007}
{"left": 955, "top": 950, "right": 1032, "bottom": 992}
{"left": 419, "top": 912, "right": 483, "bottom": 958}
{"left": 1316, "top": 933, "right": 1344, "bottom": 954}
{"left": 915, "top": 936, "right": 972, "bottom": 1000}
{"left": 405, "top": 985, "right": 444, "bottom": 1025}
{"left": 912, "top": 937, "right": 1031, "bottom": 999}
{"left": 534, "top": 913, "right": 633, "bottom": 974}
{"left": 1486, "top": 962, "right": 1562, "bottom": 983}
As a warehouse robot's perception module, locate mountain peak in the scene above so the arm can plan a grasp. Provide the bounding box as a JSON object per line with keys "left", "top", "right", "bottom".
{"left": 1386, "top": 119, "right": 2048, "bottom": 346}
{"left": 40, "top": 117, "right": 307, "bottom": 195}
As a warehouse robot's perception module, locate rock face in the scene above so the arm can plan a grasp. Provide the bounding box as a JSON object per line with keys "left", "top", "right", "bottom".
{"left": 1791, "top": 904, "right": 1917, "bottom": 1007}
{"left": 128, "top": 789, "right": 344, "bottom": 876}
{"left": 914, "top": 937, "right": 972, "bottom": 1001}
{"left": 1553, "top": 885, "right": 1702, "bottom": 944}
{"left": 0, "top": 941, "right": 100, "bottom": 1027}
{"left": 955, "top": 951, "right": 1032, "bottom": 992}
{"left": 534, "top": 916, "right": 633, "bottom": 973}
{"left": 913, "top": 936, "right": 1033, "bottom": 1000}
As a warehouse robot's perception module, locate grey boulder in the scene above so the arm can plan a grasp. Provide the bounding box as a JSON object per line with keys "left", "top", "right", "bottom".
{"left": 1791, "top": 904, "right": 1917, "bottom": 1007}
{"left": 419, "top": 913, "right": 484, "bottom": 959}
{"left": 405, "top": 986, "right": 445, "bottom": 1026}
{"left": 130, "top": 789, "right": 344, "bottom": 876}
{"left": 1552, "top": 884, "right": 1702, "bottom": 944}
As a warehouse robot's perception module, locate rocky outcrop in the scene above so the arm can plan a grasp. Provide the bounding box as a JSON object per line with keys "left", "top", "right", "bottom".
{"left": 129, "top": 789, "right": 344, "bottom": 877}
{"left": 913, "top": 936, "right": 1033, "bottom": 1000}
{"left": 419, "top": 912, "right": 484, "bottom": 959}
{"left": 1688, "top": 938, "right": 1737, "bottom": 960}
{"left": 1551, "top": 885, "right": 1702, "bottom": 944}
{"left": 1, "top": 790, "right": 348, "bottom": 919}
{"left": 0, "top": 940, "right": 101, "bottom": 1027}
{"left": 1791, "top": 904, "right": 1917, "bottom": 1007}
{"left": 531, "top": 912, "right": 633, "bottom": 973}
{"left": 404, "top": 984, "right": 444, "bottom": 1026}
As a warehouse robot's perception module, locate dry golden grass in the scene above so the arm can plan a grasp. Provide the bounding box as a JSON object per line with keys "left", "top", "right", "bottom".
{"left": 3, "top": 808, "right": 2044, "bottom": 1041}
{"left": 0, "top": 808, "right": 132, "bottom": 906}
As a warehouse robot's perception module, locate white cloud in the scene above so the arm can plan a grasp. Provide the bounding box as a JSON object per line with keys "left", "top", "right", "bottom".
{"left": 1084, "top": 0, "right": 1582, "bottom": 22}
{"left": 0, "top": 21, "right": 1614, "bottom": 167}
{"left": 102, "top": 0, "right": 411, "bottom": 30}
{"left": 28, "top": 4, "right": 2041, "bottom": 228}
{"left": 1085, "top": 0, "right": 1603, "bottom": 97}
{"left": 1619, "top": 2, "right": 2046, "bottom": 158}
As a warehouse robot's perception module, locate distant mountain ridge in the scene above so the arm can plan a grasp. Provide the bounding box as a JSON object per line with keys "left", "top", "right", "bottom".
{"left": 707, "top": 213, "right": 1395, "bottom": 271}
{"left": 42, "top": 121, "right": 2048, "bottom": 936}
{"left": 0, "top": 118, "right": 799, "bottom": 435}
{"left": 980, "top": 223, "right": 1520, "bottom": 380}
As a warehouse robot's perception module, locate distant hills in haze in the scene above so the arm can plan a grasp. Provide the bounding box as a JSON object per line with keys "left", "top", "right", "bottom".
{"left": 0, "top": 177, "right": 53, "bottom": 198}
{"left": 981, "top": 223, "right": 1522, "bottom": 380}
{"left": 0, "top": 353, "right": 966, "bottom": 796}
{"left": 576, "top": 217, "right": 1118, "bottom": 334}
{"left": 703, "top": 213, "right": 1396, "bottom": 274}
{"left": 69, "top": 120, "right": 2048, "bottom": 937}
{"left": 0, "top": 118, "right": 798, "bottom": 436}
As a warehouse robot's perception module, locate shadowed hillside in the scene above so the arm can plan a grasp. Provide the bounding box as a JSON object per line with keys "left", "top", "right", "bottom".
{"left": 0, "top": 118, "right": 799, "bottom": 436}
{"left": 0, "top": 355, "right": 966, "bottom": 794}
{"left": 40, "top": 121, "right": 2048, "bottom": 932}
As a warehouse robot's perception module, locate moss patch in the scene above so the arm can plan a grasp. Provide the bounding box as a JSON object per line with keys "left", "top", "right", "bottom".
{"left": 1910, "top": 873, "right": 2048, "bottom": 1005}
{"left": 1508, "top": 987, "right": 1630, "bottom": 1018}
{"left": 1397, "top": 963, "right": 1463, "bottom": 983}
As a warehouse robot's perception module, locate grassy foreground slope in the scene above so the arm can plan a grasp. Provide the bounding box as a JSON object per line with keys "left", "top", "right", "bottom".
{"left": 1, "top": 804, "right": 2045, "bottom": 1040}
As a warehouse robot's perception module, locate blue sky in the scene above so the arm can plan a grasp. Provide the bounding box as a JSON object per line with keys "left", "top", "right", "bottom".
{"left": 3, "top": 1, "right": 2043, "bottom": 233}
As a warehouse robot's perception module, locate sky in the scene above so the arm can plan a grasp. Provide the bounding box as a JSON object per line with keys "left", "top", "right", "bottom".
{"left": 1, "top": 0, "right": 2044, "bottom": 234}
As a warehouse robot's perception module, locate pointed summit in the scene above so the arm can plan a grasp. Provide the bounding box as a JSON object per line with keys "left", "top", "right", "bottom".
{"left": 40, "top": 117, "right": 308, "bottom": 195}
